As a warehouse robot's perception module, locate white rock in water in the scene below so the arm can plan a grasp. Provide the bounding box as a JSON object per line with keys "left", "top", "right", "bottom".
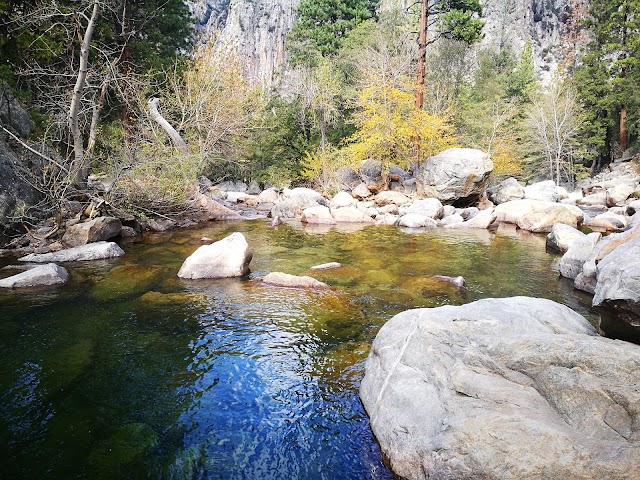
{"left": 18, "top": 241, "right": 125, "bottom": 262}
{"left": 262, "top": 272, "right": 329, "bottom": 289}
{"left": 310, "top": 262, "right": 341, "bottom": 270}
{"left": 0, "top": 263, "right": 68, "bottom": 288}
{"left": 177, "top": 232, "right": 252, "bottom": 279}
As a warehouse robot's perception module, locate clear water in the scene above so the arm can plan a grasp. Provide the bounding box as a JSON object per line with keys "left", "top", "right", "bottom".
{"left": 0, "top": 221, "right": 597, "bottom": 479}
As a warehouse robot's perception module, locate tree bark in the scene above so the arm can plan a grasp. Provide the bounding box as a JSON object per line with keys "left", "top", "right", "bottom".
{"left": 69, "top": 0, "right": 100, "bottom": 187}
{"left": 414, "top": 0, "right": 428, "bottom": 111}
{"left": 619, "top": 104, "right": 628, "bottom": 153}
{"left": 86, "top": 75, "right": 110, "bottom": 158}
{"left": 148, "top": 97, "right": 189, "bottom": 155}
{"left": 413, "top": 0, "right": 428, "bottom": 162}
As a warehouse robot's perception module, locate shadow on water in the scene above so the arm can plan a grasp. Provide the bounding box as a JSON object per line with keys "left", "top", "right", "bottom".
{"left": 0, "top": 220, "right": 599, "bottom": 479}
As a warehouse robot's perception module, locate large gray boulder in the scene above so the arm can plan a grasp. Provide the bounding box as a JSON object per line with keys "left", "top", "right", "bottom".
{"left": 415, "top": 148, "right": 493, "bottom": 205}
{"left": 0, "top": 263, "right": 68, "bottom": 288}
{"left": 360, "top": 297, "right": 640, "bottom": 480}
{"left": 177, "top": 232, "right": 252, "bottom": 279}
{"left": 62, "top": 216, "right": 122, "bottom": 247}
{"left": 18, "top": 241, "right": 125, "bottom": 262}
{"left": 593, "top": 232, "right": 640, "bottom": 330}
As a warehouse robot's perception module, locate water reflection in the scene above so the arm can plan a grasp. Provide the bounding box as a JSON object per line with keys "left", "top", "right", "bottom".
{"left": 0, "top": 220, "right": 597, "bottom": 478}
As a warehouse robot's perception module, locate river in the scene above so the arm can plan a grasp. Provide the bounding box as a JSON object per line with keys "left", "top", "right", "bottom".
{"left": 0, "top": 220, "right": 597, "bottom": 479}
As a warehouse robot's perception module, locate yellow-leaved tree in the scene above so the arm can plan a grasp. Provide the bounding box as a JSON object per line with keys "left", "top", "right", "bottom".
{"left": 344, "top": 83, "right": 455, "bottom": 169}
{"left": 111, "top": 32, "right": 257, "bottom": 213}
{"left": 341, "top": 16, "right": 456, "bottom": 173}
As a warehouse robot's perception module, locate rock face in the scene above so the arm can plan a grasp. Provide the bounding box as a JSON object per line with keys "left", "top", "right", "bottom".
{"left": 415, "top": 148, "right": 493, "bottom": 205}
{"left": 19, "top": 241, "right": 125, "bottom": 262}
{"left": 177, "top": 232, "right": 252, "bottom": 279}
{"left": 360, "top": 297, "right": 640, "bottom": 480}
{"left": 0, "top": 263, "right": 68, "bottom": 288}
{"left": 62, "top": 217, "right": 123, "bottom": 247}
{"left": 262, "top": 271, "right": 329, "bottom": 289}
{"left": 216, "top": 0, "right": 299, "bottom": 86}
{"left": 593, "top": 232, "right": 640, "bottom": 328}
{"left": 0, "top": 87, "right": 40, "bottom": 229}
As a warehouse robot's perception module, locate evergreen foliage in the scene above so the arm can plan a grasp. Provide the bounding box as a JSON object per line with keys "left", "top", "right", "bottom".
{"left": 287, "top": 0, "right": 378, "bottom": 65}
{"left": 574, "top": 0, "right": 640, "bottom": 168}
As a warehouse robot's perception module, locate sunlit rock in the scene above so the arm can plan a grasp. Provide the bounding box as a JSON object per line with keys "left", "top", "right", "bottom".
{"left": 524, "top": 180, "right": 561, "bottom": 202}
{"left": 331, "top": 206, "right": 374, "bottom": 223}
{"left": 177, "top": 232, "right": 252, "bottom": 279}
{"left": 330, "top": 191, "right": 356, "bottom": 209}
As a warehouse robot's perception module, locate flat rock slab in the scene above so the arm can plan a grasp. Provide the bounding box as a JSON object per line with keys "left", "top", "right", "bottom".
{"left": 0, "top": 263, "right": 68, "bottom": 287}
{"left": 360, "top": 297, "right": 640, "bottom": 480}
{"left": 262, "top": 272, "right": 329, "bottom": 289}
{"left": 18, "top": 241, "right": 125, "bottom": 262}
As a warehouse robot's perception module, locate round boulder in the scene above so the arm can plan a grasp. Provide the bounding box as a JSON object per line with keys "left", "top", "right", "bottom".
{"left": 415, "top": 148, "right": 493, "bottom": 205}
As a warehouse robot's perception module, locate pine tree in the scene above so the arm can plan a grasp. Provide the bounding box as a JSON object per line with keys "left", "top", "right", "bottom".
{"left": 287, "top": 0, "right": 378, "bottom": 66}
{"left": 575, "top": 0, "right": 640, "bottom": 168}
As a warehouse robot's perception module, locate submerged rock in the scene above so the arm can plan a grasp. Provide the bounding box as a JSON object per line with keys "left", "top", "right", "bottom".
{"left": 18, "top": 241, "right": 125, "bottom": 262}
{"left": 360, "top": 297, "right": 640, "bottom": 480}
{"left": 431, "top": 275, "right": 465, "bottom": 287}
{"left": 310, "top": 262, "right": 341, "bottom": 270}
{"left": 262, "top": 272, "right": 329, "bottom": 289}
{"left": 0, "top": 263, "right": 68, "bottom": 288}
{"left": 177, "top": 232, "right": 252, "bottom": 279}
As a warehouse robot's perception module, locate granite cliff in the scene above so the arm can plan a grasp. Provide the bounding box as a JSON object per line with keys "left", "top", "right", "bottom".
{"left": 191, "top": 0, "right": 578, "bottom": 86}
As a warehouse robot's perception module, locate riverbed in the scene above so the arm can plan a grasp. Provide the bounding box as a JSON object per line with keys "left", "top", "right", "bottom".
{"left": 0, "top": 220, "right": 597, "bottom": 479}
